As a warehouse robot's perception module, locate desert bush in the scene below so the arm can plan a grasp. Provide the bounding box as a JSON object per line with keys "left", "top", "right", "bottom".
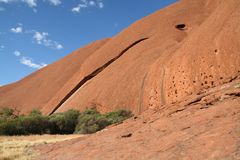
{"left": 105, "top": 109, "right": 132, "bottom": 124}
{"left": 75, "top": 109, "right": 132, "bottom": 134}
{"left": 0, "top": 107, "right": 132, "bottom": 135}
{"left": 0, "top": 108, "right": 24, "bottom": 135}
{"left": 0, "top": 118, "right": 25, "bottom": 135}
{"left": 21, "top": 114, "right": 48, "bottom": 135}
{"left": 0, "top": 109, "right": 48, "bottom": 135}
{"left": 48, "top": 109, "right": 80, "bottom": 134}
{"left": 74, "top": 109, "right": 108, "bottom": 134}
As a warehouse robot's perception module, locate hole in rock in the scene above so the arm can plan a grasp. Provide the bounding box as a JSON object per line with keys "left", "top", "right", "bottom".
{"left": 175, "top": 24, "right": 186, "bottom": 30}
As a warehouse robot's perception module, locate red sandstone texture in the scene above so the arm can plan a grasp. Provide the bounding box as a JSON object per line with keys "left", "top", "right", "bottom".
{"left": 1, "top": 0, "right": 240, "bottom": 115}
{"left": 36, "top": 79, "right": 240, "bottom": 160}
{"left": 1, "top": 0, "right": 240, "bottom": 159}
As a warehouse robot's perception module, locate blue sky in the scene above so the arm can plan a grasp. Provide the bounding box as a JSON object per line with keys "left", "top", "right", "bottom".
{"left": 0, "top": 0, "right": 176, "bottom": 86}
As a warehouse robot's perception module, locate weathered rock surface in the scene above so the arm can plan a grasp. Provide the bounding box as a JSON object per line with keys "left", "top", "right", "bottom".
{"left": 0, "top": 0, "right": 240, "bottom": 159}
{"left": 1, "top": 0, "right": 240, "bottom": 115}
{"left": 0, "top": 39, "right": 110, "bottom": 114}
{"left": 36, "top": 79, "right": 240, "bottom": 160}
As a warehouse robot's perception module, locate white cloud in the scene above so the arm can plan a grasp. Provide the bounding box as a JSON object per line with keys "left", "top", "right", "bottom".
{"left": 23, "top": 0, "right": 37, "bottom": 7}
{"left": 72, "top": 3, "right": 87, "bottom": 13}
{"left": 72, "top": 0, "right": 104, "bottom": 13}
{"left": 48, "top": 0, "right": 61, "bottom": 6}
{"left": 89, "top": 1, "right": 95, "bottom": 6}
{"left": 56, "top": 44, "right": 63, "bottom": 49}
{"left": 0, "top": 0, "right": 61, "bottom": 8}
{"left": 10, "top": 25, "right": 23, "bottom": 33}
{"left": 32, "top": 31, "right": 63, "bottom": 50}
{"left": 0, "top": 0, "right": 15, "bottom": 3}
{"left": 13, "top": 50, "right": 21, "bottom": 56}
{"left": 98, "top": 2, "right": 103, "bottom": 8}
{"left": 0, "top": 0, "right": 37, "bottom": 7}
{"left": 0, "top": 0, "right": 103, "bottom": 11}
{"left": 20, "top": 56, "right": 47, "bottom": 69}
{"left": 71, "top": 6, "right": 80, "bottom": 12}
{"left": 33, "top": 31, "right": 48, "bottom": 44}
{"left": 12, "top": 50, "right": 47, "bottom": 69}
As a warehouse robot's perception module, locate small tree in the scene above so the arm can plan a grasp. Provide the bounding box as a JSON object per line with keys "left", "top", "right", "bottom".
{"left": 0, "top": 118, "right": 25, "bottom": 135}
{"left": 48, "top": 109, "right": 80, "bottom": 134}
{"left": 22, "top": 110, "right": 48, "bottom": 135}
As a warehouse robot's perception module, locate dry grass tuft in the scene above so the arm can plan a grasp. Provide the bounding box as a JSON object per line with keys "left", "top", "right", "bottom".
{"left": 0, "top": 134, "right": 83, "bottom": 160}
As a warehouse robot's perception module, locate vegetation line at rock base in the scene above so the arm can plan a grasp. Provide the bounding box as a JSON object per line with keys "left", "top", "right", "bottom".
{"left": 0, "top": 108, "right": 132, "bottom": 135}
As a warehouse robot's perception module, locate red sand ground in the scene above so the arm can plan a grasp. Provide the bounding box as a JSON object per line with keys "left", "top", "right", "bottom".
{"left": 0, "top": 0, "right": 240, "bottom": 159}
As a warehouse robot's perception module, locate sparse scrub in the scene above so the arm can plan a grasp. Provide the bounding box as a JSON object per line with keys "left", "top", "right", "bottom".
{"left": 75, "top": 109, "right": 110, "bottom": 134}
{"left": 21, "top": 114, "right": 48, "bottom": 135}
{"left": 0, "top": 107, "right": 132, "bottom": 135}
{"left": 0, "top": 118, "right": 24, "bottom": 135}
{"left": 105, "top": 109, "right": 132, "bottom": 124}
{"left": 48, "top": 109, "right": 80, "bottom": 134}
{"left": 75, "top": 109, "right": 132, "bottom": 134}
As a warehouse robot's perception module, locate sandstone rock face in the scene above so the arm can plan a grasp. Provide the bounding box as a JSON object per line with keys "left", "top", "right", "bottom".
{"left": 37, "top": 79, "right": 240, "bottom": 160}
{"left": 0, "top": 0, "right": 240, "bottom": 116}
{"left": 1, "top": 0, "right": 240, "bottom": 159}
{"left": 0, "top": 39, "right": 109, "bottom": 114}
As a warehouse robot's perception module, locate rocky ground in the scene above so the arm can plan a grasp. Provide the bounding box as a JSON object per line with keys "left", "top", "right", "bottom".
{"left": 36, "top": 79, "right": 240, "bottom": 160}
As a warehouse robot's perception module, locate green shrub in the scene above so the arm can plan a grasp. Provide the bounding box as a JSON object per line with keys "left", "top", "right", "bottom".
{"left": 64, "top": 109, "right": 80, "bottom": 133}
{"left": 0, "top": 107, "right": 132, "bottom": 135}
{"left": 48, "top": 109, "right": 80, "bottom": 134}
{"left": 0, "top": 118, "right": 25, "bottom": 135}
{"left": 75, "top": 109, "right": 108, "bottom": 134}
{"left": 74, "top": 109, "right": 132, "bottom": 134}
{"left": 22, "top": 114, "right": 48, "bottom": 135}
{"left": 105, "top": 109, "right": 132, "bottom": 124}
{"left": 0, "top": 108, "right": 24, "bottom": 135}
{"left": 48, "top": 113, "right": 65, "bottom": 134}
